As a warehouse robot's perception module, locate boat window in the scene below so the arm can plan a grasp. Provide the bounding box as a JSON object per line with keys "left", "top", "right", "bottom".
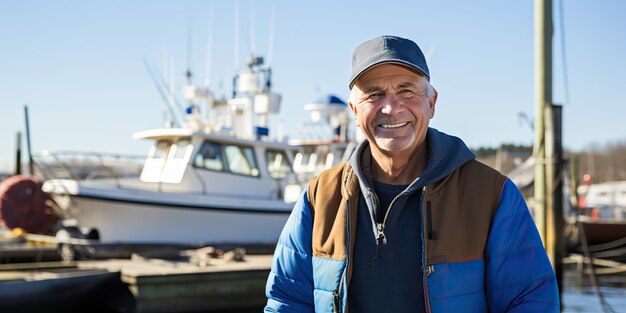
{"left": 152, "top": 140, "right": 171, "bottom": 159}
{"left": 266, "top": 150, "right": 293, "bottom": 179}
{"left": 224, "top": 145, "right": 259, "bottom": 177}
{"left": 194, "top": 141, "right": 224, "bottom": 171}
{"left": 173, "top": 138, "right": 191, "bottom": 159}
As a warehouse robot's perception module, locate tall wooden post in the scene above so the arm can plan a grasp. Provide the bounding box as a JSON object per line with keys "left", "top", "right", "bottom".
{"left": 533, "top": 0, "right": 552, "bottom": 246}
{"left": 535, "top": 0, "right": 563, "bottom": 307}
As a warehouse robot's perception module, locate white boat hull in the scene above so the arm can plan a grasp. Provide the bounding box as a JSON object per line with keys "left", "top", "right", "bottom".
{"left": 66, "top": 197, "right": 289, "bottom": 243}
{"left": 50, "top": 191, "right": 292, "bottom": 245}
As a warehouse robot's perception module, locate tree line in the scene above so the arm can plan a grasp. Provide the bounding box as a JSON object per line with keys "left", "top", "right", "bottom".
{"left": 472, "top": 140, "right": 626, "bottom": 184}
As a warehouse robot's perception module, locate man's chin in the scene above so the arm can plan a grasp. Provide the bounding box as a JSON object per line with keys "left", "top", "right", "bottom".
{"left": 373, "top": 137, "right": 415, "bottom": 152}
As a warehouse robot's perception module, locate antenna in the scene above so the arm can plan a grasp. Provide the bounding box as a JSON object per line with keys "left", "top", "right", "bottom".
{"left": 143, "top": 58, "right": 181, "bottom": 127}
{"left": 168, "top": 58, "right": 185, "bottom": 114}
{"left": 169, "top": 58, "right": 175, "bottom": 108}
{"left": 267, "top": 0, "right": 277, "bottom": 65}
{"left": 251, "top": 0, "right": 256, "bottom": 56}
{"left": 162, "top": 46, "right": 168, "bottom": 82}
{"left": 234, "top": 0, "right": 240, "bottom": 69}
{"left": 204, "top": 0, "right": 215, "bottom": 86}
{"left": 186, "top": 6, "right": 193, "bottom": 85}
{"left": 167, "top": 57, "right": 186, "bottom": 115}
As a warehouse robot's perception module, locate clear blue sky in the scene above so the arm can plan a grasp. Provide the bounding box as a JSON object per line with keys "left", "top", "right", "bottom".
{"left": 1, "top": 0, "right": 625, "bottom": 172}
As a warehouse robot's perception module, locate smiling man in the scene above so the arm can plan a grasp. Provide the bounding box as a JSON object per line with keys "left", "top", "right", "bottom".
{"left": 265, "top": 35, "right": 559, "bottom": 313}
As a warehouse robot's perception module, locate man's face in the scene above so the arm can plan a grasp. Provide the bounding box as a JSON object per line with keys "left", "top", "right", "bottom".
{"left": 350, "top": 64, "right": 437, "bottom": 155}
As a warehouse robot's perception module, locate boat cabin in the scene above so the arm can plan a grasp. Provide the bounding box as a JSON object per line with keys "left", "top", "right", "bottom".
{"left": 133, "top": 128, "right": 298, "bottom": 200}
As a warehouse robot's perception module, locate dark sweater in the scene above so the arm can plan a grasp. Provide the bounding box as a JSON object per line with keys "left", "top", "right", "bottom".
{"left": 348, "top": 180, "right": 425, "bottom": 313}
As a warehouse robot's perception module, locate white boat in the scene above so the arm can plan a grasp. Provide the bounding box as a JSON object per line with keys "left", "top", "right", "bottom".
{"left": 288, "top": 95, "right": 358, "bottom": 183}
{"left": 40, "top": 56, "right": 302, "bottom": 245}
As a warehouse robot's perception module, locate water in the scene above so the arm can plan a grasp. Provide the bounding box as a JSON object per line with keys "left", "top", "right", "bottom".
{"left": 563, "top": 288, "right": 626, "bottom": 312}
{"left": 563, "top": 266, "right": 626, "bottom": 313}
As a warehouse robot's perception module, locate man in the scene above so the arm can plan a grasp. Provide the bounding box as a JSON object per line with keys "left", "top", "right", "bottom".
{"left": 265, "top": 35, "right": 559, "bottom": 312}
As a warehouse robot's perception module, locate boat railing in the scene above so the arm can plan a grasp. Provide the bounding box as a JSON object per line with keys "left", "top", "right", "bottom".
{"left": 32, "top": 151, "right": 145, "bottom": 188}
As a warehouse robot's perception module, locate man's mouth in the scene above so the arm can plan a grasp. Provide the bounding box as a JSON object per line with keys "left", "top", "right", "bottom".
{"left": 380, "top": 122, "right": 409, "bottom": 129}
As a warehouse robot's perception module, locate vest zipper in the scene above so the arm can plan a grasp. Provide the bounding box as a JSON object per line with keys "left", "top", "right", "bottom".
{"left": 425, "top": 264, "right": 435, "bottom": 276}
{"left": 334, "top": 259, "right": 347, "bottom": 313}
{"left": 420, "top": 187, "right": 433, "bottom": 313}
{"left": 335, "top": 197, "right": 351, "bottom": 313}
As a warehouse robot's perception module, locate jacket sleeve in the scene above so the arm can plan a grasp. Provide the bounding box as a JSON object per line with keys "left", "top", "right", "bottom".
{"left": 264, "top": 189, "right": 315, "bottom": 312}
{"left": 485, "top": 179, "right": 560, "bottom": 313}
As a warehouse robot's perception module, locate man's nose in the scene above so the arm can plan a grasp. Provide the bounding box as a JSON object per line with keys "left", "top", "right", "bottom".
{"left": 380, "top": 94, "right": 404, "bottom": 115}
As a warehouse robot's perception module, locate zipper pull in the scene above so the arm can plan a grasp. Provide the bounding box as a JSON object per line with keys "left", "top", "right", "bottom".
{"left": 372, "top": 223, "right": 386, "bottom": 271}
{"left": 425, "top": 264, "right": 435, "bottom": 277}
{"left": 376, "top": 223, "right": 387, "bottom": 245}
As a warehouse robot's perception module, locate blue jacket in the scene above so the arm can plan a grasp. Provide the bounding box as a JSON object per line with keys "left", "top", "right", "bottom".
{"left": 265, "top": 128, "right": 559, "bottom": 312}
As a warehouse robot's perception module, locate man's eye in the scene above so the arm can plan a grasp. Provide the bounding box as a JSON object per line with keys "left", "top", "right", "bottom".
{"left": 399, "top": 89, "right": 416, "bottom": 97}
{"left": 367, "top": 93, "right": 383, "bottom": 101}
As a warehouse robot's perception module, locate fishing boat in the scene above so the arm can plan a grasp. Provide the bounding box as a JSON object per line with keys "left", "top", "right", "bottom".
{"left": 37, "top": 56, "right": 301, "bottom": 245}
{"left": 508, "top": 159, "right": 626, "bottom": 251}
{"left": 289, "top": 95, "right": 357, "bottom": 183}
{"left": 576, "top": 181, "right": 626, "bottom": 247}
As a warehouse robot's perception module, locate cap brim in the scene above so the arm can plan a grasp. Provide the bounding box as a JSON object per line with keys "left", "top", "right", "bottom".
{"left": 349, "top": 60, "right": 430, "bottom": 89}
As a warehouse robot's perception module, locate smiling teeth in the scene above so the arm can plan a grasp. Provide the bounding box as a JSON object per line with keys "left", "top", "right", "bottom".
{"left": 381, "top": 122, "right": 408, "bottom": 128}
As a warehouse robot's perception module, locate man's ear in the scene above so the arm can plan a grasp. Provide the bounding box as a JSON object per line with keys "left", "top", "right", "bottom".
{"left": 348, "top": 90, "right": 358, "bottom": 115}
{"left": 348, "top": 100, "right": 358, "bottom": 115}
{"left": 430, "top": 89, "right": 438, "bottom": 119}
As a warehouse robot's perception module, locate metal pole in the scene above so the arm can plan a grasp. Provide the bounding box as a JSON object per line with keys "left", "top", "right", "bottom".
{"left": 546, "top": 104, "right": 564, "bottom": 304}
{"left": 15, "top": 132, "right": 22, "bottom": 175}
{"left": 533, "top": 0, "right": 552, "bottom": 245}
{"left": 24, "top": 105, "right": 35, "bottom": 175}
{"left": 553, "top": 105, "right": 564, "bottom": 303}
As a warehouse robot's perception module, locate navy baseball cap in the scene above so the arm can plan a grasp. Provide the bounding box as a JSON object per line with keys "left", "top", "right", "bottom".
{"left": 349, "top": 35, "right": 430, "bottom": 88}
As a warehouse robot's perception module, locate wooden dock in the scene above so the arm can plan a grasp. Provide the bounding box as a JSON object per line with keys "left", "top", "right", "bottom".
{"left": 0, "top": 237, "right": 273, "bottom": 313}
{"left": 78, "top": 253, "right": 272, "bottom": 312}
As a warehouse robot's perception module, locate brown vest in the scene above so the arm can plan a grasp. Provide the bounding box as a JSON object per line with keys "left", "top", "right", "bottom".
{"left": 307, "top": 159, "right": 507, "bottom": 283}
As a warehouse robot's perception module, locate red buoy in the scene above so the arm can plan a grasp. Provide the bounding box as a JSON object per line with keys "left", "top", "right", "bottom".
{"left": 0, "top": 175, "right": 59, "bottom": 234}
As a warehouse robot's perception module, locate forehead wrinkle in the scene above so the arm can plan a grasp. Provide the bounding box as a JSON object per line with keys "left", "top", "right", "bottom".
{"left": 397, "top": 81, "right": 420, "bottom": 89}
{"left": 363, "top": 85, "right": 385, "bottom": 94}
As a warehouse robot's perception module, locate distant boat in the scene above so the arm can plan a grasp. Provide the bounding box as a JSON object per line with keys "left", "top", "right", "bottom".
{"left": 38, "top": 55, "right": 302, "bottom": 245}
{"left": 289, "top": 95, "right": 358, "bottom": 183}
{"left": 507, "top": 158, "right": 626, "bottom": 251}
{"left": 576, "top": 181, "right": 626, "bottom": 248}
